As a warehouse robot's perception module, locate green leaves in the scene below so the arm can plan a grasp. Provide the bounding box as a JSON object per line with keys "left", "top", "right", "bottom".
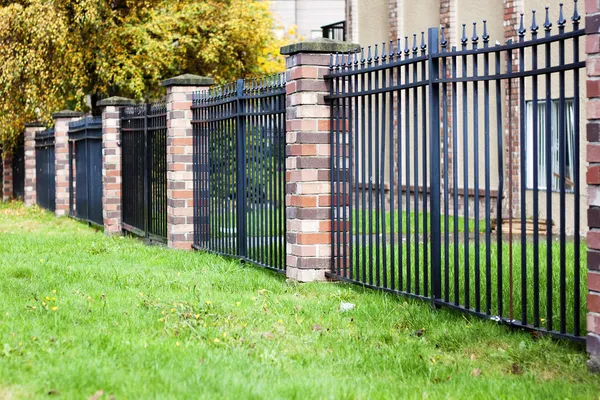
{"left": 0, "top": 0, "right": 287, "bottom": 152}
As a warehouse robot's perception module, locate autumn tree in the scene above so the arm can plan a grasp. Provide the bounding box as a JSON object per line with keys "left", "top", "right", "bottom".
{"left": 0, "top": 0, "right": 288, "bottom": 150}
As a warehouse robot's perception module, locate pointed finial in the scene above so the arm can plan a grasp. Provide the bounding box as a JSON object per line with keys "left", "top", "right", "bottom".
{"left": 420, "top": 32, "right": 426, "bottom": 54}
{"left": 404, "top": 36, "right": 410, "bottom": 58}
{"left": 335, "top": 52, "right": 340, "bottom": 70}
{"left": 354, "top": 49, "right": 359, "bottom": 70}
{"left": 381, "top": 42, "right": 387, "bottom": 63}
{"left": 472, "top": 22, "right": 478, "bottom": 46}
{"left": 360, "top": 47, "right": 365, "bottom": 68}
{"left": 531, "top": 10, "right": 539, "bottom": 35}
{"left": 573, "top": 0, "right": 581, "bottom": 26}
{"left": 482, "top": 20, "right": 490, "bottom": 45}
{"left": 558, "top": 3, "right": 566, "bottom": 29}
{"left": 374, "top": 43, "right": 379, "bottom": 65}
{"left": 544, "top": 6, "right": 552, "bottom": 34}
{"left": 347, "top": 50, "right": 352, "bottom": 69}
{"left": 461, "top": 24, "right": 468, "bottom": 47}
{"left": 412, "top": 33, "right": 418, "bottom": 55}
{"left": 441, "top": 26, "right": 448, "bottom": 49}
{"left": 388, "top": 40, "right": 394, "bottom": 61}
{"left": 329, "top": 52, "right": 333, "bottom": 69}
{"left": 518, "top": 13, "right": 526, "bottom": 39}
{"left": 396, "top": 38, "right": 402, "bottom": 57}
{"left": 367, "top": 46, "right": 372, "bottom": 65}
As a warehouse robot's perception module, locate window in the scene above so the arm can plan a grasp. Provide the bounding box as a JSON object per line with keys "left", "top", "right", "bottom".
{"left": 526, "top": 99, "right": 575, "bottom": 192}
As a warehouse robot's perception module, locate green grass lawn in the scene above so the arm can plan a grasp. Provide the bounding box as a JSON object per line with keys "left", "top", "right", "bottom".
{"left": 351, "top": 210, "right": 485, "bottom": 234}
{"left": 0, "top": 202, "right": 598, "bottom": 399}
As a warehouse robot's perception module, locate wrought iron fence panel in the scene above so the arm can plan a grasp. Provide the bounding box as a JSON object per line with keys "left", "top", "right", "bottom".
{"left": 35, "top": 128, "right": 55, "bottom": 212}
{"left": 68, "top": 116, "right": 103, "bottom": 226}
{"left": 192, "top": 75, "right": 287, "bottom": 272}
{"left": 327, "top": 2, "right": 586, "bottom": 341}
{"left": 121, "top": 103, "right": 167, "bottom": 242}
{"left": 12, "top": 135, "right": 25, "bottom": 200}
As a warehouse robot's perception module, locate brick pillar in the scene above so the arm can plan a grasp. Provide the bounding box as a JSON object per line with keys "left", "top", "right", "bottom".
{"left": 504, "top": 0, "right": 524, "bottom": 219}
{"left": 2, "top": 151, "right": 12, "bottom": 201}
{"left": 97, "top": 97, "right": 135, "bottom": 235}
{"left": 281, "top": 38, "right": 360, "bottom": 282}
{"left": 162, "top": 74, "right": 214, "bottom": 250}
{"left": 23, "top": 123, "right": 45, "bottom": 206}
{"left": 52, "top": 110, "right": 83, "bottom": 216}
{"left": 586, "top": 0, "right": 600, "bottom": 374}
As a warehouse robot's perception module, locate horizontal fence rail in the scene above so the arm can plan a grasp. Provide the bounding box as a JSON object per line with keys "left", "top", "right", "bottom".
{"left": 327, "top": 3, "right": 586, "bottom": 341}
{"left": 35, "top": 128, "right": 55, "bottom": 212}
{"left": 121, "top": 103, "right": 167, "bottom": 242}
{"left": 192, "top": 75, "right": 287, "bottom": 272}
{"left": 68, "top": 116, "right": 103, "bottom": 226}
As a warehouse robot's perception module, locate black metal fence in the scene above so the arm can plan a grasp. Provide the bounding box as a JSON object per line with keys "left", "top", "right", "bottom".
{"left": 68, "top": 116, "right": 103, "bottom": 226}
{"left": 322, "top": 21, "right": 346, "bottom": 41}
{"left": 35, "top": 128, "right": 55, "bottom": 212}
{"left": 12, "top": 136, "right": 25, "bottom": 200}
{"left": 121, "top": 103, "right": 167, "bottom": 242}
{"left": 327, "top": 3, "right": 586, "bottom": 341}
{"left": 192, "top": 75, "right": 287, "bottom": 272}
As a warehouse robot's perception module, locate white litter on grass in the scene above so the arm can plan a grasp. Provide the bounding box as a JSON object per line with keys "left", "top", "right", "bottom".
{"left": 340, "top": 302, "right": 355, "bottom": 312}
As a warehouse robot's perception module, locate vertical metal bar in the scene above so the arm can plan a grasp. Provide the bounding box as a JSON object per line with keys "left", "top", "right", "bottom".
{"left": 519, "top": 24, "right": 528, "bottom": 327}
{"left": 236, "top": 79, "right": 247, "bottom": 258}
{"left": 68, "top": 139, "right": 74, "bottom": 217}
{"left": 413, "top": 37, "right": 419, "bottom": 296}
{"left": 428, "top": 27, "right": 442, "bottom": 300}
{"left": 342, "top": 57, "right": 349, "bottom": 279}
{"left": 380, "top": 46, "right": 388, "bottom": 288}
{"left": 405, "top": 40, "right": 411, "bottom": 293}
{"left": 144, "top": 104, "right": 150, "bottom": 238}
{"left": 441, "top": 31, "right": 450, "bottom": 302}
{"left": 461, "top": 30, "right": 470, "bottom": 309}
{"left": 396, "top": 45, "right": 403, "bottom": 291}
{"left": 483, "top": 24, "right": 492, "bottom": 315}
{"left": 573, "top": 7, "right": 581, "bottom": 337}
{"left": 532, "top": 15, "right": 540, "bottom": 328}
{"left": 367, "top": 48, "right": 374, "bottom": 285}
{"left": 472, "top": 25, "right": 481, "bottom": 313}
{"left": 495, "top": 46, "right": 504, "bottom": 318}
{"left": 544, "top": 14, "right": 553, "bottom": 331}
{"left": 421, "top": 33, "right": 429, "bottom": 298}
{"left": 360, "top": 50, "right": 367, "bottom": 283}
{"left": 558, "top": 18, "right": 567, "bottom": 334}
{"left": 388, "top": 43, "right": 396, "bottom": 290}
{"left": 335, "top": 56, "right": 342, "bottom": 276}
{"left": 452, "top": 46, "right": 459, "bottom": 306}
{"left": 374, "top": 46, "right": 382, "bottom": 287}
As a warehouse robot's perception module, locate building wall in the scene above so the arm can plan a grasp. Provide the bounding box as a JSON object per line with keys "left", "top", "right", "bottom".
{"left": 268, "top": 0, "right": 345, "bottom": 39}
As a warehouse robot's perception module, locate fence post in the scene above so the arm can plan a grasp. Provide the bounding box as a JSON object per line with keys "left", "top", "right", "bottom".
{"left": 52, "top": 110, "right": 83, "bottom": 216}
{"left": 235, "top": 79, "right": 247, "bottom": 258}
{"left": 97, "top": 97, "right": 136, "bottom": 235}
{"left": 162, "top": 74, "right": 214, "bottom": 250}
{"left": 23, "top": 123, "right": 45, "bottom": 207}
{"left": 428, "top": 27, "right": 442, "bottom": 301}
{"left": 281, "top": 38, "right": 360, "bottom": 282}
{"left": 2, "top": 150, "right": 13, "bottom": 201}
{"left": 586, "top": 0, "right": 600, "bottom": 373}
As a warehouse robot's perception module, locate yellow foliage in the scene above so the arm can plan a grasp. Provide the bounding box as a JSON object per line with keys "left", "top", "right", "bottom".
{"left": 0, "top": 0, "right": 293, "bottom": 152}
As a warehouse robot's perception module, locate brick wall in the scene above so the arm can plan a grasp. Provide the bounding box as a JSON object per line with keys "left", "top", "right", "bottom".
{"left": 162, "top": 74, "right": 213, "bottom": 250}
{"left": 281, "top": 39, "right": 360, "bottom": 282}
{"left": 23, "top": 123, "right": 45, "bottom": 207}
{"left": 586, "top": 0, "right": 600, "bottom": 373}
{"left": 2, "top": 152, "right": 12, "bottom": 201}
{"left": 97, "top": 97, "right": 135, "bottom": 235}
{"left": 52, "top": 110, "right": 83, "bottom": 216}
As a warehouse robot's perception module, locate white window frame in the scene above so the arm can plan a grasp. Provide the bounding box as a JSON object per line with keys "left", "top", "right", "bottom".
{"left": 525, "top": 99, "right": 575, "bottom": 193}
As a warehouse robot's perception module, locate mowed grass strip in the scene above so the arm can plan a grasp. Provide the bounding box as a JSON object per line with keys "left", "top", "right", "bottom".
{"left": 0, "top": 202, "right": 598, "bottom": 399}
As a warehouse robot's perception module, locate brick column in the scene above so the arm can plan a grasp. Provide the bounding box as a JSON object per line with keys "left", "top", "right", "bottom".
{"left": 2, "top": 151, "right": 12, "bottom": 201}
{"left": 162, "top": 74, "right": 214, "bottom": 250}
{"left": 97, "top": 97, "right": 135, "bottom": 235}
{"left": 23, "top": 123, "right": 45, "bottom": 206}
{"left": 52, "top": 110, "right": 83, "bottom": 216}
{"left": 586, "top": 0, "right": 600, "bottom": 374}
{"left": 281, "top": 38, "right": 360, "bottom": 282}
